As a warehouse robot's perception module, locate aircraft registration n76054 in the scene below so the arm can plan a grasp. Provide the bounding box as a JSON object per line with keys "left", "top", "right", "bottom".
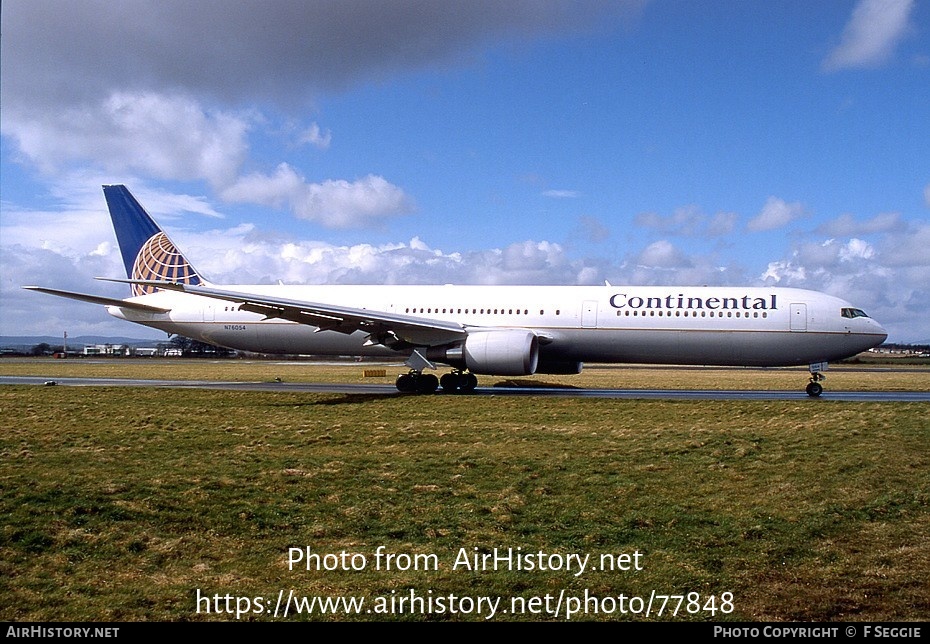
{"left": 25, "top": 185, "right": 887, "bottom": 396}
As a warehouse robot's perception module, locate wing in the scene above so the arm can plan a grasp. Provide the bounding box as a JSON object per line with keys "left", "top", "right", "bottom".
{"left": 109, "top": 280, "right": 468, "bottom": 348}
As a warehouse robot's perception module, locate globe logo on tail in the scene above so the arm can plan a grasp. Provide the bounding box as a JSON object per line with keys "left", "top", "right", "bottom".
{"left": 131, "top": 232, "right": 201, "bottom": 296}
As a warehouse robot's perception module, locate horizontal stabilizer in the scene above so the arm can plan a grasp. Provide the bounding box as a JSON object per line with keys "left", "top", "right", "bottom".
{"left": 22, "top": 286, "right": 171, "bottom": 313}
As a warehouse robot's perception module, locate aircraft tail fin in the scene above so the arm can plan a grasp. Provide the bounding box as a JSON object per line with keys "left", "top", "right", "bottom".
{"left": 102, "top": 185, "right": 205, "bottom": 296}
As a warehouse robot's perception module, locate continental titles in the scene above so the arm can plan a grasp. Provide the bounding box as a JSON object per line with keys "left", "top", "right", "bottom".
{"left": 610, "top": 293, "right": 777, "bottom": 312}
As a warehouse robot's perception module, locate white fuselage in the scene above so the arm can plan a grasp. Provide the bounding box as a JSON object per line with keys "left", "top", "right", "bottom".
{"left": 108, "top": 284, "right": 887, "bottom": 368}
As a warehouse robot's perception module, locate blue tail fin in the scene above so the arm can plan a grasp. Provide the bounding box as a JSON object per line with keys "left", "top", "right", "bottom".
{"left": 103, "top": 185, "right": 204, "bottom": 296}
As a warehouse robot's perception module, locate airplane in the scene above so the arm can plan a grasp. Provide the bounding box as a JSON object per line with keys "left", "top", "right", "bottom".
{"left": 24, "top": 185, "right": 888, "bottom": 396}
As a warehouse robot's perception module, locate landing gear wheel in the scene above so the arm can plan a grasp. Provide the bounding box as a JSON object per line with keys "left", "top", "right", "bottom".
{"left": 440, "top": 371, "right": 478, "bottom": 394}
{"left": 806, "top": 370, "right": 825, "bottom": 397}
{"left": 461, "top": 373, "right": 478, "bottom": 392}
{"left": 396, "top": 371, "right": 439, "bottom": 394}
{"left": 416, "top": 373, "right": 439, "bottom": 394}
{"left": 806, "top": 381, "right": 823, "bottom": 397}
{"left": 440, "top": 372, "right": 460, "bottom": 393}
{"left": 395, "top": 373, "right": 417, "bottom": 393}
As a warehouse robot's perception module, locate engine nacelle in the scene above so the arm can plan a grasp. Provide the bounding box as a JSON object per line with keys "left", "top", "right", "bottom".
{"left": 465, "top": 330, "right": 539, "bottom": 375}
{"left": 435, "top": 330, "right": 539, "bottom": 376}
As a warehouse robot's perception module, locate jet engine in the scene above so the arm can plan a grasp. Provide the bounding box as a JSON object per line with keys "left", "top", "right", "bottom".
{"left": 430, "top": 330, "right": 539, "bottom": 375}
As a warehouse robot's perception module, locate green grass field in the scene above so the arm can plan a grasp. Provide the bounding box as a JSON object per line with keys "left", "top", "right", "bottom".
{"left": 1, "top": 360, "right": 928, "bottom": 621}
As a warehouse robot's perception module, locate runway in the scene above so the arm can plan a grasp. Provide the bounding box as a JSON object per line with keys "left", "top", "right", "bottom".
{"left": 2, "top": 375, "right": 928, "bottom": 402}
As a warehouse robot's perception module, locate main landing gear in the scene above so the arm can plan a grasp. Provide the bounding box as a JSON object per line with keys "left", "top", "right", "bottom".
{"left": 395, "top": 370, "right": 478, "bottom": 394}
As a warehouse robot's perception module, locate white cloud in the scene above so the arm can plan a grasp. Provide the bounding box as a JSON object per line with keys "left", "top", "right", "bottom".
{"left": 875, "top": 222, "right": 930, "bottom": 267}
{"left": 791, "top": 238, "right": 882, "bottom": 272}
{"left": 220, "top": 164, "right": 413, "bottom": 228}
{"left": 817, "top": 212, "right": 905, "bottom": 236}
{"left": 758, "top": 222, "right": 930, "bottom": 342}
{"left": 1, "top": 88, "right": 410, "bottom": 229}
{"left": 1, "top": 239, "right": 142, "bottom": 339}
{"left": 633, "top": 240, "right": 692, "bottom": 269}
{"left": 501, "top": 240, "right": 566, "bottom": 272}
{"left": 838, "top": 238, "right": 875, "bottom": 262}
{"left": 635, "top": 206, "right": 738, "bottom": 238}
{"left": 2, "top": 92, "right": 250, "bottom": 188}
{"left": 747, "top": 196, "right": 805, "bottom": 232}
{"left": 158, "top": 230, "right": 599, "bottom": 288}
{"left": 408, "top": 237, "right": 431, "bottom": 253}
{"left": 542, "top": 190, "right": 580, "bottom": 199}
{"left": 823, "top": 0, "right": 915, "bottom": 71}
{"left": 299, "top": 123, "right": 332, "bottom": 150}
{"left": 1, "top": 202, "right": 122, "bottom": 261}
{"left": 761, "top": 260, "right": 806, "bottom": 284}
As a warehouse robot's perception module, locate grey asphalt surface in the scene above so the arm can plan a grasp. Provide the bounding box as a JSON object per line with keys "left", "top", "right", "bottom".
{"left": 2, "top": 375, "right": 928, "bottom": 401}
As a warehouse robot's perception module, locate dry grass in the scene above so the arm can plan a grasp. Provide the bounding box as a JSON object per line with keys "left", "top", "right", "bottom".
{"left": 2, "top": 357, "right": 928, "bottom": 391}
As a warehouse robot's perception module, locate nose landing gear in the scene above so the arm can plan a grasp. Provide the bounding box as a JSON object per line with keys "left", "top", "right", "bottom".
{"left": 806, "top": 364, "right": 827, "bottom": 397}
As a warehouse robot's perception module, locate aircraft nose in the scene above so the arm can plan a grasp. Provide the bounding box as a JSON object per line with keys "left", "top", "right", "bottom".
{"left": 872, "top": 320, "right": 888, "bottom": 345}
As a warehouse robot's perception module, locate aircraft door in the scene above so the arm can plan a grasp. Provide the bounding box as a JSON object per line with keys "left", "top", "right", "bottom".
{"left": 582, "top": 300, "right": 598, "bottom": 328}
{"left": 790, "top": 303, "right": 807, "bottom": 331}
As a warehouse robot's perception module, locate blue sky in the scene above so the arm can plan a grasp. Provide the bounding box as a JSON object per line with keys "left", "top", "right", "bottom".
{"left": 2, "top": 0, "right": 928, "bottom": 342}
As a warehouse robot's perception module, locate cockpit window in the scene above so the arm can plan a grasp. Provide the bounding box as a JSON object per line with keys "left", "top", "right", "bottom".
{"left": 841, "top": 308, "right": 869, "bottom": 319}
